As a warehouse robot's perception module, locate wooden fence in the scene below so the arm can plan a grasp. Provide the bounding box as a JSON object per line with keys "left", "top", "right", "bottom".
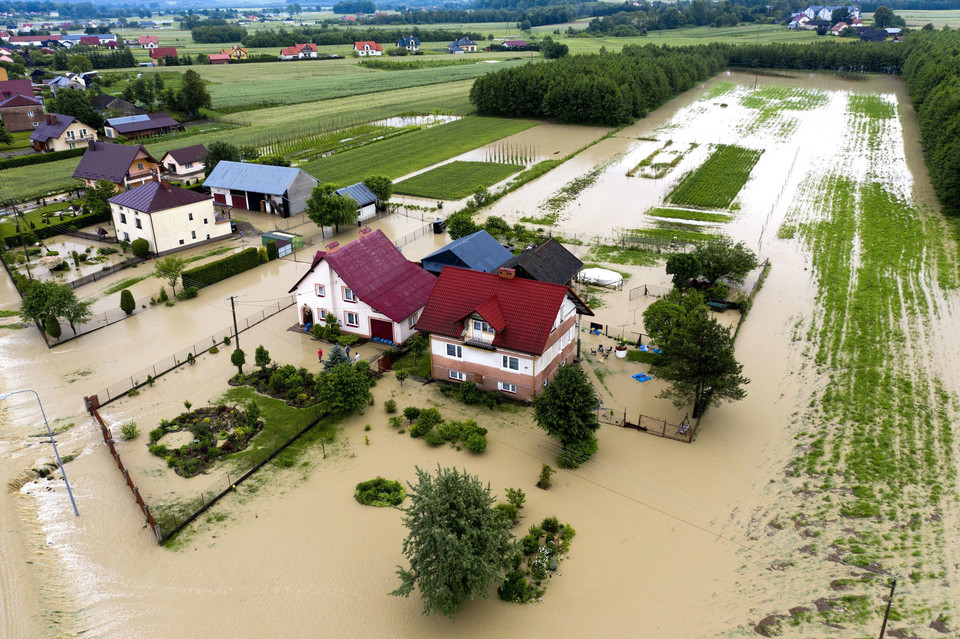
{"left": 620, "top": 413, "right": 695, "bottom": 443}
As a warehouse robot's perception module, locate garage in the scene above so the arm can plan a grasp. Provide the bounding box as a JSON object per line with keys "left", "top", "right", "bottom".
{"left": 370, "top": 318, "right": 394, "bottom": 343}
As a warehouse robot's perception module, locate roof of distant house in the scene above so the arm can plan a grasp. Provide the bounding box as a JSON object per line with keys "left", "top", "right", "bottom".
{"left": 335, "top": 182, "right": 378, "bottom": 207}
{"left": 504, "top": 40, "right": 528, "bottom": 46}
{"left": 8, "top": 34, "right": 60, "bottom": 42}
{"left": 138, "top": 35, "right": 158, "bottom": 44}
{"left": 453, "top": 37, "right": 476, "bottom": 46}
{"left": 354, "top": 40, "right": 382, "bottom": 50}
{"left": 29, "top": 113, "right": 75, "bottom": 143}
{"left": 208, "top": 54, "right": 230, "bottom": 61}
{"left": 150, "top": 47, "right": 177, "bottom": 58}
{"left": 397, "top": 35, "right": 420, "bottom": 46}
{"left": 416, "top": 266, "right": 590, "bottom": 356}
{"left": 90, "top": 93, "right": 145, "bottom": 114}
{"left": 280, "top": 42, "right": 317, "bottom": 56}
{"left": 108, "top": 180, "right": 211, "bottom": 213}
{"left": 287, "top": 229, "right": 436, "bottom": 322}
{"left": 0, "top": 79, "right": 34, "bottom": 98}
{"left": 73, "top": 140, "right": 159, "bottom": 183}
{"left": 422, "top": 230, "right": 513, "bottom": 275}
{"left": 500, "top": 237, "right": 584, "bottom": 286}
{"left": 106, "top": 112, "right": 180, "bottom": 134}
{"left": 0, "top": 93, "right": 42, "bottom": 108}
{"left": 205, "top": 161, "right": 310, "bottom": 196}
{"left": 163, "top": 143, "right": 207, "bottom": 166}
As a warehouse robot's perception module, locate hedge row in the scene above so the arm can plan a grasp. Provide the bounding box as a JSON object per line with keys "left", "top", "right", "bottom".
{"left": 3, "top": 210, "right": 111, "bottom": 248}
{"left": 0, "top": 147, "right": 86, "bottom": 171}
{"left": 181, "top": 247, "right": 261, "bottom": 288}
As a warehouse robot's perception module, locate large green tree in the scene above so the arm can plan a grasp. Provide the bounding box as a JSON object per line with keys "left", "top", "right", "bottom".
{"left": 643, "top": 290, "right": 749, "bottom": 411}
{"left": 201, "top": 141, "right": 241, "bottom": 176}
{"left": 46, "top": 90, "right": 104, "bottom": 129}
{"left": 305, "top": 183, "right": 358, "bottom": 234}
{"left": 533, "top": 364, "right": 600, "bottom": 468}
{"left": 392, "top": 465, "right": 513, "bottom": 619}
{"left": 315, "top": 360, "right": 372, "bottom": 416}
{"left": 20, "top": 281, "right": 91, "bottom": 335}
{"left": 362, "top": 175, "right": 393, "bottom": 206}
{"left": 665, "top": 253, "right": 701, "bottom": 290}
{"left": 873, "top": 5, "right": 905, "bottom": 28}
{"left": 84, "top": 179, "right": 117, "bottom": 216}
{"left": 178, "top": 68, "right": 212, "bottom": 119}
{"left": 692, "top": 238, "right": 757, "bottom": 286}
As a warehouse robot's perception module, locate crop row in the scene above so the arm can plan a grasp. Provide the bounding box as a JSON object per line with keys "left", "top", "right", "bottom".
{"left": 394, "top": 161, "right": 522, "bottom": 200}
{"left": 666, "top": 144, "right": 763, "bottom": 209}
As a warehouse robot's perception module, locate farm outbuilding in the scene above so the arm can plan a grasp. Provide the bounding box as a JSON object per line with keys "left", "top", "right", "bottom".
{"left": 335, "top": 182, "right": 378, "bottom": 223}
{"left": 204, "top": 161, "right": 319, "bottom": 217}
{"left": 261, "top": 231, "right": 303, "bottom": 257}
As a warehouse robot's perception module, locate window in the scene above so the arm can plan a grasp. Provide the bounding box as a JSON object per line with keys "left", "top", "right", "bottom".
{"left": 137, "top": 162, "right": 144, "bottom": 170}
{"left": 66, "top": 129, "right": 75, "bottom": 139}
{"left": 32, "top": 122, "right": 39, "bottom": 127}
{"left": 119, "top": 213, "right": 126, "bottom": 224}
{"left": 315, "top": 284, "right": 325, "bottom": 297}
{"left": 318, "top": 308, "right": 327, "bottom": 320}
{"left": 446, "top": 344, "right": 462, "bottom": 358}
{"left": 473, "top": 320, "right": 494, "bottom": 333}
{"left": 122, "top": 232, "right": 129, "bottom": 241}
{"left": 179, "top": 239, "right": 184, "bottom": 245}
{"left": 206, "top": 234, "right": 210, "bottom": 240}
{"left": 185, "top": 162, "right": 193, "bottom": 169}
{"left": 191, "top": 230, "right": 196, "bottom": 239}
{"left": 203, "top": 218, "right": 208, "bottom": 225}
{"left": 80, "top": 129, "right": 87, "bottom": 137}
{"left": 27, "top": 110, "right": 34, "bottom": 117}
{"left": 502, "top": 356, "right": 519, "bottom": 371}
{"left": 449, "top": 370, "right": 466, "bottom": 381}
{"left": 344, "top": 311, "right": 359, "bottom": 327}
{"left": 408, "top": 314, "right": 417, "bottom": 328}
{"left": 499, "top": 382, "right": 517, "bottom": 394}
{"left": 343, "top": 287, "right": 356, "bottom": 302}
{"left": 135, "top": 218, "right": 142, "bottom": 229}
{"left": 188, "top": 213, "right": 193, "bottom": 221}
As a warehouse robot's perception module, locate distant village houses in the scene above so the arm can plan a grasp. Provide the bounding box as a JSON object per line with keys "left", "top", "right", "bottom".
{"left": 397, "top": 36, "right": 420, "bottom": 52}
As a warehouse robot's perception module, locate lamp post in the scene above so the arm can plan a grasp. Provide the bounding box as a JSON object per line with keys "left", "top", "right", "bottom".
{"left": 0, "top": 389, "right": 79, "bottom": 516}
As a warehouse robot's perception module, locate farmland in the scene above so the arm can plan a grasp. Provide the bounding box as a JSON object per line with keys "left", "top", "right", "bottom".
{"left": 301, "top": 117, "right": 537, "bottom": 185}
{"left": 645, "top": 207, "right": 731, "bottom": 224}
{"left": 394, "top": 161, "right": 522, "bottom": 199}
{"left": 666, "top": 144, "right": 763, "bottom": 209}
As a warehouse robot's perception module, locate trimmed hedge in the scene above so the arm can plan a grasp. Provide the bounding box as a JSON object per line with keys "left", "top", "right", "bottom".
{"left": 0, "top": 147, "right": 86, "bottom": 171}
{"left": 2, "top": 210, "right": 111, "bottom": 248}
{"left": 182, "top": 247, "right": 262, "bottom": 288}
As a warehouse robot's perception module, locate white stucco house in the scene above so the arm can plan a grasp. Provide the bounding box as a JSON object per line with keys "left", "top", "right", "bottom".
{"left": 354, "top": 40, "right": 383, "bottom": 56}
{"left": 288, "top": 228, "right": 436, "bottom": 344}
{"left": 160, "top": 144, "right": 206, "bottom": 185}
{"left": 108, "top": 179, "right": 231, "bottom": 255}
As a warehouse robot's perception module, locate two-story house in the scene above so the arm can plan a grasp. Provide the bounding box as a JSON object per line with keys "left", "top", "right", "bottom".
{"left": 448, "top": 37, "right": 477, "bottom": 53}
{"left": 354, "top": 41, "right": 383, "bottom": 56}
{"left": 29, "top": 113, "right": 97, "bottom": 152}
{"left": 279, "top": 43, "right": 318, "bottom": 60}
{"left": 160, "top": 144, "right": 206, "bottom": 184}
{"left": 416, "top": 266, "right": 593, "bottom": 400}
{"left": 288, "top": 228, "right": 436, "bottom": 344}
{"left": 109, "top": 179, "right": 230, "bottom": 254}
{"left": 72, "top": 140, "right": 162, "bottom": 190}
{"left": 0, "top": 94, "right": 43, "bottom": 131}
{"left": 397, "top": 36, "right": 420, "bottom": 52}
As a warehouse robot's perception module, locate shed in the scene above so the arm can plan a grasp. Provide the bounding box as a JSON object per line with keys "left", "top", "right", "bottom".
{"left": 204, "top": 161, "right": 319, "bottom": 217}
{"left": 335, "top": 182, "right": 378, "bottom": 222}
{"left": 421, "top": 230, "right": 513, "bottom": 276}
{"left": 261, "top": 231, "right": 303, "bottom": 257}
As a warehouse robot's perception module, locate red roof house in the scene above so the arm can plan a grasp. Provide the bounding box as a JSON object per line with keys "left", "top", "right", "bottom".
{"left": 353, "top": 41, "right": 382, "bottom": 56}
{"left": 0, "top": 79, "right": 35, "bottom": 99}
{"left": 208, "top": 53, "right": 230, "bottom": 64}
{"left": 288, "top": 228, "right": 436, "bottom": 344}
{"left": 415, "top": 266, "right": 592, "bottom": 400}
{"left": 280, "top": 42, "right": 318, "bottom": 60}
{"left": 150, "top": 47, "right": 177, "bottom": 61}
{"left": 138, "top": 35, "right": 159, "bottom": 48}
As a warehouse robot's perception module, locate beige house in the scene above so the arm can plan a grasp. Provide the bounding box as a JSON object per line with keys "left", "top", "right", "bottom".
{"left": 108, "top": 179, "right": 231, "bottom": 255}
{"left": 29, "top": 113, "right": 97, "bottom": 152}
{"left": 160, "top": 144, "right": 206, "bottom": 185}
{"left": 72, "top": 140, "right": 162, "bottom": 190}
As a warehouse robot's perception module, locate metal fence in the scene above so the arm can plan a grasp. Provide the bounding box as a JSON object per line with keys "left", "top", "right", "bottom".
{"left": 46, "top": 306, "right": 134, "bottom": 348}
{"left": 67, "top": 256, "right": 146, "bottom": 290}
{"left": 620, "top": 413, "right": 695, "bottom": 443}
{"left": 89, "top": 295, "right": 295, "bottom": 406}
{"left": 394, "top": 220, "right": 439, "bottom": 250}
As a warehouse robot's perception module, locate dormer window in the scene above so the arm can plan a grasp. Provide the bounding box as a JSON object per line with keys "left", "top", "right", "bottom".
{"left": 472, "top": 320, "right": 494, "bottom": 334}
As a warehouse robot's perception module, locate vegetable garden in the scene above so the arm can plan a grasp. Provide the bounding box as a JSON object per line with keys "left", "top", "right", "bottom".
{"left": 394, "top": 161, "right": 522, "bottom": 200}
{"left": 666, "top": 144, "right": 763, "bottom": 209}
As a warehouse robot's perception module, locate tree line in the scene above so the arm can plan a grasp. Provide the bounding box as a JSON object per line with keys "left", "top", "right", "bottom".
{"left": 902, "top": 29, "right": 960, "bottom": 217}
{"left": 241, "top": 26, "right": 483, "bottom": 48}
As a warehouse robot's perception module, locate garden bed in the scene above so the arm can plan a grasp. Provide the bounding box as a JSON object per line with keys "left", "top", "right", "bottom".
{"left": 499, "top": 516, "right": 576, "bottom": 603}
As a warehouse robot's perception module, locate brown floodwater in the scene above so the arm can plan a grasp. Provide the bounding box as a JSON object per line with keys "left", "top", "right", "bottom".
{"left": 1, "top": 70, "right": 953, "bottom": 638}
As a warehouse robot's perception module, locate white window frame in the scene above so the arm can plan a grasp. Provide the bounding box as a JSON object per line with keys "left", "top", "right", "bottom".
{"left": 502, "top": 355, "right": 519, "bottom": 371}
{"left": 119, "top": 213, "right": 126, "bottom": 224}
{"left": 318, "top": 308, "right": 328, "bottom": 320}
{"left": 134, "top": 218, "right": 142, "bottom": 229}
{"left": 473, "top": 319, "right": 494, "bottom": 333}
{"left": 344, "top": 311, "right": 359, "bottom": 327}
{"left": 449, "top": 370, "right": 466, "bottom": 381}
{"left": 137, "top": 162, "right": 144, "bottom": 170}
{"left": 446, "top": 344, "right": 462, "bottom": 358}
{"left": 343, "top": 287, "right": 357, "bottom": 302}
{"left": 408, "top": 314, "right": 417, "bottom": 328}
{"left": 498, "top": 382, "right": 517, "bottom": 394}
{"left": 315, "top": 284, "right": 325, "bottom": 297}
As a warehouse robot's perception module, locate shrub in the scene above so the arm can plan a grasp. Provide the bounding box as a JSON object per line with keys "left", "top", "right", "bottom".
{"left": 337, "top": 333, "right": 359, "bottom": 346}
{"left": 417, "top": 407, "right": 442, "bottom": 430}
{"left": 499, "top": 569, "right": 531, "bottom": 602}
{"left": 541, "top": 516, "right": 561, "bottom": 534}
{"left": 506, "top": 487, "right": 526, "bottom": 509}
{"left": 464, "top": 431, "right": 487, "bottom": 453}
{"left": 384, "top": 399, "right": 397, "bottom": 413}
{"left": 354, "top": 477, "right": 406, "bottom": 507}
{"left": 186, "top": 352, "right": 196, "bottom": 365}
{"left": 528, "top": 524, "right": 543, "bottom": 540}
{"left": 209, "top": 346, "right": 219, "bottom": 354}
{"left": 148, "top": 443, "right": 168, "bottom": 456}
{"left": 131, "top": 238, "right": 150, "bottom": 257}
{"left": 149, "top": 427, "right": 164, "bottom": 443}
{"left": 265, "top": 240, "right": 279, "bottom": 261}
{"left": 557, "top": 435, "right": 598, "bottom": 469}
{"left": 388, "top": 416, "right": 403, "bottom": 428}
{"left": 223, "top": 335, "right": 231, "bottom": 346}
{"left": 258, "top": 246, "right": 269, "bottom": 263}
{"left": 494, "top": 502, "right": 519, "bottom": 525}
{"left": 44, "top": 314, "right": 61, "bottom": 339}
{"left": 457, "top": 380, "right": 483, "bottom": 404}
{"left": 520, "top": 533, "right": 539, "bottom": 555}
{"left": 179, "top": 286, "right": 198, "bottom": 300}
{"left": 119, "top": 289, "right": 135, "bottom": 314}
{"left": 437, "top": 420, "right": 463, "bottom": 441}
{"left": 402, "top": 406, "right": 421, "bottom": 422}
{"left": 395, "top": 369, "right": 410, "bottom": 385}
{"left": 157, "top": 287, "right": 169, "bottom": 303}
{"left": 537, "top": 463, "right": 555, "bottom": 490}
{"left": 181, "top": 247, "right": 262, "bottom": 287}
{"left": 409, "top": 419, "right": 433, "bottom": 439}
{"left": 121, "top": 422, "right": 139, "bottom": 440}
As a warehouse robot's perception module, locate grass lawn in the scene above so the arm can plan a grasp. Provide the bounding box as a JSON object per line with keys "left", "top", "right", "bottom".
{"left": 394, "top": 161, "right": 523, "bottom": 199}
{"left": 391, "top": 350, "right": 431, "bottom": 378}
{"left": 646, "top": 207, "right": 732, "bottom": 223}
{"left": 0, "top": 198, "right": 82, "bottom": 242}
{"left": 667, "top": 144, "right": 763, "bottom": 209}
{"left": 0, "top": 131, "right": 34, "bottom": 153}
{"left": 559, "top": 24, "right": 833, "bottom": 54}
{"left": 302, "top": 117, "right": 538, "bottom": 185}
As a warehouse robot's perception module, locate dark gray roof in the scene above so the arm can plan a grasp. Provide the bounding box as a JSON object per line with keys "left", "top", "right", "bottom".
{"left": 500, "top": 237, "right": 583, "bottom": 286}
{"left": 73, "top": 140, "right": 158, "bottom": 183}
{"left": 335, "top": 182, "right": 377, "bottom": 207}
{"left": 109, "top": 180, "right": 211, "bottom": 212}
{"left": 106, "top": 112, "right": 180, "bottom": 135}
{"left": 422, "top": 230, "right": 513, "bottom": 275}
{"left": 29, "top": 113, "right": 75, "bottom": 143}
{"left": 204, "top": 161, "right": 312, "bottom": 196}
{"left": 91, "top": 93, "right": 146, "bottom": 115}
{"left": 163, "top": 143, "right": 207, "bottom": 165}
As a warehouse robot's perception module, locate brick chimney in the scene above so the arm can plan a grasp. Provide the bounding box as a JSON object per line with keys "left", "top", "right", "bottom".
{"left": 45, "top": 113, "right": 55, "bottom": 125}
{"left": 498, "top": 267, "right": 515, "bottom": 279}
{"left": 359, "top": 227, "right": 372, "bottom": 236}
{"left": 160, "top": 178, "right": 169, "bottom": 189}
{"left": 325, "top": 241, "right": 340, "bottom": 253}
{"left": 88, "top": 140, "right": 96, "bottom": 151}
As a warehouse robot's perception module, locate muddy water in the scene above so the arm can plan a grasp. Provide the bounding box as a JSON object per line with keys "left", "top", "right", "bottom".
{"left": 0, "top": 71, "right": 946, "bottom": 638}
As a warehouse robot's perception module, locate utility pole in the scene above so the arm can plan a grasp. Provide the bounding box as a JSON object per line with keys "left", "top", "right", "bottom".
{"left": 228, "top": 295, "right": 240, "bottom": 350}
{"left": 878, "top": 576, "right": 897, "bottom": 639}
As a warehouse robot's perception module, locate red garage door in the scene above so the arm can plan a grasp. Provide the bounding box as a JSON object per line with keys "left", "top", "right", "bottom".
{"left": 231, "top": 194, "right": 247, "bottom": 209}
{"left": 213, "top": 192, "right": 226, "bottom": 204}
{"left": 370, "top": 319, "right": 394, "bottom": 343}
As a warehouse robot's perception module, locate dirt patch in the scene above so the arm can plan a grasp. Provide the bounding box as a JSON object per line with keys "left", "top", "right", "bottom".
{"left": 754, "top": 614, "right": 786, "bottom": 636}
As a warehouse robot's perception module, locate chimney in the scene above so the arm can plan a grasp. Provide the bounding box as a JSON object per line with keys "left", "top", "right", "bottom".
{"left": 88, "top": 140, "right": 96, "bottom": 151}
{"left": 325, "top": 241, "right": 340, "bottom": 253}
{"left": 359, "top": 227, "right": 372, "bottom": 236}
{"left": 160, "top": 178, "right": 169, "bottom": 189}
{"left": 45, "top": 113, "right": 53, "bottom": 124}
{"left": 498, "top": 267, "right": 516, "bottom": 280}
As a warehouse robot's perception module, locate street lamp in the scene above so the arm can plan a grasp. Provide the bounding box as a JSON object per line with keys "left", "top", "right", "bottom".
{"left": 0, "top": 389, "right": 79, "bottom": 516}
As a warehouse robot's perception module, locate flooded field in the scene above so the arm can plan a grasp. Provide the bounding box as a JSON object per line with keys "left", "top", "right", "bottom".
{"left": 2, "top": 70, "right": 958, "bottom": 638}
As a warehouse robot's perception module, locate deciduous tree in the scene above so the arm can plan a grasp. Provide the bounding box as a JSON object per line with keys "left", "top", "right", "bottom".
{"left": 392, "top": 465, "right": 513, "bottom": 619}
{"left": 231, "top": 348, "right": 246, "bottom": 375}
{"left": 533, "top": 364, "right": 599, "bottom": 467}
{"left": 362, "top": 175, "right": 393, "bottom": 206}
{"left": 665, "top": 252, "right": 701, "bottom": 290}
{"left": 693, "top": 238, "right": 757, "bottom": 285}
{"left": 315, "top": 360, "right": 372, "bottom": 416}
{"left": 84, "top": 179, "right": 116, "bottom": 217}
{"left": 254, "top": 344, "right": 271, "bottom": 372}
{"left": 305, "top": 183, "right": 358, "bottom": 234}
{"left": 153, "top": 256, "right": 186, "bottom": 297}
{"left": 201, "top": 141, "right": 241, "bottom": 176}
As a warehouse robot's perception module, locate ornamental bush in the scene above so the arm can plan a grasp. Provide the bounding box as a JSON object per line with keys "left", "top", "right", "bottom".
{"left": 354, "top": 477, "right": 406, "bottom": 507}
{"left": 119, "top": 289, "right": 135, "bottom": 315}
{"left": 131, "top": 238, "right": 149, "bottom": 257}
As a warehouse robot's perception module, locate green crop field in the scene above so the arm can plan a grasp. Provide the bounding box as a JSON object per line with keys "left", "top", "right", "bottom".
{"left": 559, "top": 24, "right": 828, "bottom": 54}
{"left": 394, "top": 161, "right": 522, "bottom": 199}
{"left": 667, "top": 144, "right": 763, "bottom": 209}
{"left": 302, "top": 117, "right": 537, "bottom": 185}
{"left": 645, "top": 207, "right": 731, "bottom": 223}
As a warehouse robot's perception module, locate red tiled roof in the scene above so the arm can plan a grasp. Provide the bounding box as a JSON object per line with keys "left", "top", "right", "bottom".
{"left": 138, "top": 35, "right": 158, "bottom": 44}
{"left": 108, "top": 180, "right": 211, "bottom": 213}
{"left": 150, "top": 47, "right": 177, "bottom": 59}
{"left": 287, "top": 229, "right": 435, "bottom": 323}
{"left": 79, "top": 35, "right": 99, "bottom": 45}
{"left": 0, "top": 93, "right": 42, "bottom": 108}
{"left": 208, "top": 54, "right": 230, "bottom": 61}
{"left": 354, "top": 41, "right": 382, "bottom": 51}
{"left": 416, "top": 267, "right": 572, "bottom": 356}
{"left": 281, "top": 42, "right": 317, "bottom": 56}
{"left": 0, "top": 79, "right": 34, "bottom": 98}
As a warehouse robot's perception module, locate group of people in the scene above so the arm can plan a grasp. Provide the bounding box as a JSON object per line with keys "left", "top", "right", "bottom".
{"left": 317, "top": 346, "right": 362, "bottom": 363}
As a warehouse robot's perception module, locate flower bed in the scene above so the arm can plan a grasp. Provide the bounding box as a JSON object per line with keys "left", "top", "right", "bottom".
{"left": 499, "top": 516, "right": 575, "bottom": 603}
{"left": 236, "top": 365, "right": 321, "bottom": 408}
{"left": 147, "top": 404, "right": 263, "bottom": 478}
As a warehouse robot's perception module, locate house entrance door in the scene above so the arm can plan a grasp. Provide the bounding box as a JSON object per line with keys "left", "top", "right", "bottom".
{"left": 370, "top": 319, "right": 394, "bottom": 343}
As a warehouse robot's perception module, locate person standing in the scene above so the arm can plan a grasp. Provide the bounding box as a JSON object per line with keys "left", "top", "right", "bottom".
{"left": 345, "top": 345, "right": 351, "bottom": 357}
{"left": 355, "top": 353, "right": 361, "bottom": 363}
{"left": 317, "top": 347, "right": 323, "bottom": 362}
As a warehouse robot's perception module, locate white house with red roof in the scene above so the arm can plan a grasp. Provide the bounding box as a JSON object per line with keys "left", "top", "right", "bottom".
{"left": 354, "top": 41, "right": 382, "bottom": 56}
{"left": 288, "top": 228, "right": 436, "bottom": 344}
{"left": 138, "top": 35, "right": 159, "bottom": 48}
{"left": 280, "top": 43, "right": 318, "bottom": 60}
{"left": 416, "top": 266, "right": 593, "bottom": 400}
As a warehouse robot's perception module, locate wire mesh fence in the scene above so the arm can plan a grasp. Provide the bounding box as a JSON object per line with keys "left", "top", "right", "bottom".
{"left": 90, "top": 296, "right": 295, "bottom": 406}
